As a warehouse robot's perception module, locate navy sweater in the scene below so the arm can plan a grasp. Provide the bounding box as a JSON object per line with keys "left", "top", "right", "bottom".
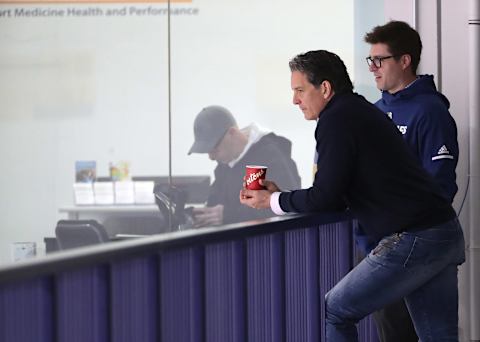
{"left": 279, "top": 92, "right": 455, "bottom": 242}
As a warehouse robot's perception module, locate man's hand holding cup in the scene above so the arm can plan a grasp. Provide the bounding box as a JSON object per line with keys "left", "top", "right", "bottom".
{"left": 240, "top": 165, "right": 280, "bottom": 209}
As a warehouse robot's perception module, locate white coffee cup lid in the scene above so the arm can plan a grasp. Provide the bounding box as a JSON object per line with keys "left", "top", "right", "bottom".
{"left": 246, "top": 165, "right": 267, "bottom": 169}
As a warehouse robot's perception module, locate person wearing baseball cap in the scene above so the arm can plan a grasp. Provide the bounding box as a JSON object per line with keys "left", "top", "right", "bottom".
{"left": 188, "top": 105, "right": 301, "bottom": 227}
{"left": 188, "top": 105, "right": 238, "bottom": 155}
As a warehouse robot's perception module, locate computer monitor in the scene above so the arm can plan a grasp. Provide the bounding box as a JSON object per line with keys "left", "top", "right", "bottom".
{"left": 132, "top": 175, "right": 210, "bottom": 204}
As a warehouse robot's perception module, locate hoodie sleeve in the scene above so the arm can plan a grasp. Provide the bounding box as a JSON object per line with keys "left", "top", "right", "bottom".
{"left": 415, "top": 102, "right": 459, "bottom": 202}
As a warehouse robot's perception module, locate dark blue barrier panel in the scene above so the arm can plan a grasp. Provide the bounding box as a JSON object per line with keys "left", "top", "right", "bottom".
{"left": 56, "top": 266, "right": 109, "bottom": 342}
{"left": 0, "top": 214, "right": 379, "bottom": 342}
{"left": 284, "top": 226, "right": 320, "bottom": 341}
{"left": 0, "top": 278, "right": 53, "bottom": 342}
{"left": 111, "top": 256, "right": 159, "bottom": 342}
{"left": 204, "top": 240, "right": 245, "bottom": 342}
{"left": 160, "top": 247, "right": 203, "bottom": 342}
{"left": 246, "top": 233, "right": 284, "bottom": 342}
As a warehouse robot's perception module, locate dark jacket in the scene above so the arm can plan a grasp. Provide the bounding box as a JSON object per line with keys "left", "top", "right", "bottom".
{"left": 279, "top": 92, "right": 455, "bottom": 242}
{"left": 208, "top": 133, "right": 301, "bottom": 224}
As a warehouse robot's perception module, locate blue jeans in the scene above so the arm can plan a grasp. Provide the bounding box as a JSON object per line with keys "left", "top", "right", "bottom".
{"left": 325, "top": 218, "right": 465, "bottom": 342}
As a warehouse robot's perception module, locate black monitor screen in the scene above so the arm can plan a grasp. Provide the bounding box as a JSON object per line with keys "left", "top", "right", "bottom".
{"left": 132, "top": 175, "right": 210, "bottom": 204}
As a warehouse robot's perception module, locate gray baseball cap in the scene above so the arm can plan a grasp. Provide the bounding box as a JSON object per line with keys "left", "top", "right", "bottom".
{"left": 188, "top": 105, "right": 237, "bottom": 154}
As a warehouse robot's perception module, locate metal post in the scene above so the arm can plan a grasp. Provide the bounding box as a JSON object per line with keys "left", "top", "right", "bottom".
{"left": 167, "top": 0, "right": 173, "bottom": 230}
{"left": 412, "top": 0, "right": 418, "bottom": 29}
{"left": 469, "top": 0, "right": 480, "bottom": 339}
{"left": 436, "top": 0, "right": 442, "bottom": 91}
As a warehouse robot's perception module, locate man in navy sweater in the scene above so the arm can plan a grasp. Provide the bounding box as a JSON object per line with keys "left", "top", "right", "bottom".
{"left": 240, "top": 50, "right": 465, "bottom": 342}
{"left": 360, "top": 21, "right": 460, "bottom": 342}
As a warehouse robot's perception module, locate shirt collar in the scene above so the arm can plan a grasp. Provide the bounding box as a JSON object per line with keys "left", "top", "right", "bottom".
{"left": 228, "top": 123, "right": 270, "bottom": 167}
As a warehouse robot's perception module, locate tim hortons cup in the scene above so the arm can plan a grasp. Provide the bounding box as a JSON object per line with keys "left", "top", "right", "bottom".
{"left": 245, "top": 165, "right": 268, "bottom": 190}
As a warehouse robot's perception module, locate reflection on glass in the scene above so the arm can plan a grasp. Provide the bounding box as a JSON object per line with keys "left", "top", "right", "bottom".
{"left": 187, "top": 105, "right": 301, "bottom": 227}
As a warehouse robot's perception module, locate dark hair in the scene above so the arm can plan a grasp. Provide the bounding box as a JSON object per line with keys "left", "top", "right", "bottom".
{"left": 289, "top": 50, "right": 353, "bottom": 94}
{"left": 364, "top": 20, "right": 422, "bottom": 73}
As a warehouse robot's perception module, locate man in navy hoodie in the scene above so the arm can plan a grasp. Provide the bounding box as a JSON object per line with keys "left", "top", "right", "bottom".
{"left": 240, "top": 50, "right": 465, "bottom": 341}
{"left": 361, "top": 21, "right": 459, "bottom": 342}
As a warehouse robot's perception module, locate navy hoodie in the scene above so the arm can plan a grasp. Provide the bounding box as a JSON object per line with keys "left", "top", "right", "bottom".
{"left": 375, "top": 74, "right": 458, "bottom": 201}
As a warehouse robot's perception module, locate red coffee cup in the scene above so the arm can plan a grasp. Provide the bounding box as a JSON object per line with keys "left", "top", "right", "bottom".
{"left": 245, "top": 165, "right": 268, "bottom": 190}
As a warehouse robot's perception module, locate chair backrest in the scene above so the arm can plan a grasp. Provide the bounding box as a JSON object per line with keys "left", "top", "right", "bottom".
{"left": 102, "top": 216, "right": 166, "bottom": 236}
{"left": 55, "top": 220, "right": 109, "bottom": 250}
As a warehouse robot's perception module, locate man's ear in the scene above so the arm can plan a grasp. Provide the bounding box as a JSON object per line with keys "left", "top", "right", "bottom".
{"left": 321, "top": 80, "right": 334, "bottom": 99}
{"left": 401, "top": 54, "right": 412, "bottom": 71}
{"left": 226, "top": 126, "right": 239, "bottom": 137}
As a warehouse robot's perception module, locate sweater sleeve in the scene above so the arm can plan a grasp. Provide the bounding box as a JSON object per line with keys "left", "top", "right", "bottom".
{"left": 279, "top": 114, "right": 351, "bottom": 213}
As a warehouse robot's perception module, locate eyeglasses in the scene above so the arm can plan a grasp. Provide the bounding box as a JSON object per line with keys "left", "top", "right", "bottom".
{"left": 366, "top": 55, "right": 397, "bottom": 68}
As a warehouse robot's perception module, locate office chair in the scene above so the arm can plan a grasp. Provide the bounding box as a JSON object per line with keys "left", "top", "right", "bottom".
{"left": 55, "top": 219, "right": 109, "bottom": 250}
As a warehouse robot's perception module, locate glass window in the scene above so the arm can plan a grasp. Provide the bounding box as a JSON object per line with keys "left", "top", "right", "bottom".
{"left": 0, "top": 0, "right": 384, "bottom": 264}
